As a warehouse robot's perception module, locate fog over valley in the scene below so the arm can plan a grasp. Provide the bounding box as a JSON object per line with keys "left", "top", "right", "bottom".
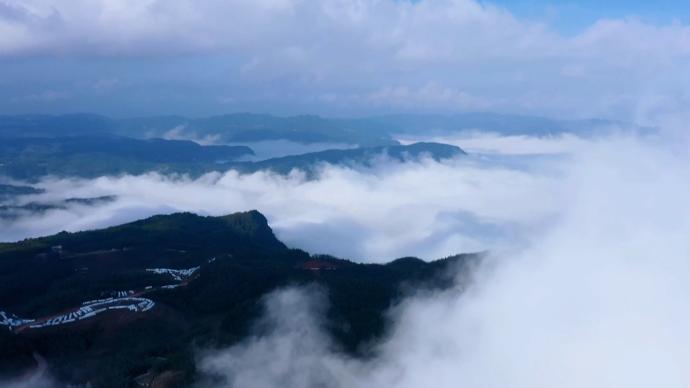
{"left": 1, "top": 0, "right": 688, "bottom": 387}
{"left": 0, "top": 134, "right": 571, "bottom": 261}
{"left": 4, "top": 131, "right": 683, "bottom": 388}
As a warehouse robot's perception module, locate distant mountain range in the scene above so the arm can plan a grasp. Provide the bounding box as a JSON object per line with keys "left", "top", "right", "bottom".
{"left": 0, "top": 112, "right": 644, "bottom": 145}
{"left": 0, "top": 138, "right": 464, "bottom": 181}
{"left": 0, "top": 113, "right": 397, "bottom": 147}
{"left": 0, "top": 111, "right": 646, "bottom": 182}
{"left": 0, "top": 210, "right": 478, "bottom": 387}
{"left": 0, "top": 184, "right": 44, "bottom": 201}
{"left": 0, "top": 135, "right": 253, "bottom": 180}
{"left": 233, "top": 141, "right": 465, "bottom": 176}
{"left": 0, "top": 195, "right": 117, "bottom": 220}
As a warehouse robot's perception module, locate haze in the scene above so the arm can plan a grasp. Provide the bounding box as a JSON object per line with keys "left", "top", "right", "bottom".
{"left": 1, "top": 1, "right": 689, "bottom": 387}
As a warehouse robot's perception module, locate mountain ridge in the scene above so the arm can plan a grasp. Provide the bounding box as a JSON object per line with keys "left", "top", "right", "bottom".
{"left": 0, "top": 112, "right": 643, "bottom": 143}
{"left": 0, "top": 140, "right": 463, "bottom": 181}
{"left": 0, "top": 210, "right": 479, "bottom": 387}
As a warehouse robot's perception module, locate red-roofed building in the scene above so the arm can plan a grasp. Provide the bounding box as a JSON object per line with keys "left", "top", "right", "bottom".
{"left": 300, "top": 260, "right": 338, "bottom": 271}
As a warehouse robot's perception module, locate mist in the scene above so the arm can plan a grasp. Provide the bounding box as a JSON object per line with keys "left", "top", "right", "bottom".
{"left": 1, "top": 133, "right": 687, "bottom": 387}
{"left": 0, "top": 377, "right": 58, "bottom": 388}
{"left": 0, "top": 356, "right": 59, "bottom": 388}
{"left": 160, "top": 125, "right": 358, "bottom": 159}
{"left": 0, "top": 140, "right": 569, "bottom": 261}
{"left": 3, "top": 0, "right": 689, "bottom": 386}
{"left": 195, "top": 135, "right": 690, "bottom": 387}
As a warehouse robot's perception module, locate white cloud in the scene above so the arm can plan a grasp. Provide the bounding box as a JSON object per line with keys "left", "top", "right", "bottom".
{"left": 0, "top": 354, "right": 59, "bottom": 388}
{"left": 196, "top": 135, "right": 690, "bottom": 388}
{"left": 560, "top": 64, "right": 586, "bottom": 78}
{"left": 400, "top": 133, "right": 591, "bottom": 155}
{"left": 161, "top": 125, "right": 221, "bottom": 145}
{"left": 3, "top": 1, "right": 688, "bottom": 66}
{"left": 2, "top": 0, "right": 690, "bottom": 120}
{"left": 0, "top": 133, "right": 657, "bottom": 263}
{"left": 365, "top": 83, "right": 491, "bottom": 111}
{"left": 0, "top": 143, "right": 569, "bottom": 261}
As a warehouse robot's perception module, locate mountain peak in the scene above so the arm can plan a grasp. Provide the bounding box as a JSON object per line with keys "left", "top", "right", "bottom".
{"left": 219, "top": 209, "right": 283, "bottom": 247}
{"left": 0, "top": 210, "right": 286, "bottom": 257}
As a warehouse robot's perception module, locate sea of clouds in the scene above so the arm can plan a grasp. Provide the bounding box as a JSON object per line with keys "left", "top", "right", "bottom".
{"left": 193, "top": 134, "right": 690, "bottom": 388}
{"left": 3, "top": 0, "right": 690, "bottom": 386}
{"left": 4, "top": 0, "right": 690, "bottom": 122}
{"left": 3, "top": 131, "right": 690, "bottom": 387}
{"left": 0, "top": 131, "right": 690, "bottom": 388}
{"left": 0, "top": 134, "right": 576, "bottom": 261}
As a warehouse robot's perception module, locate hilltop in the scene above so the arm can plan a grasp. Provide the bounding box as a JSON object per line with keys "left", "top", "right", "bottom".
{"left": 0, "top": 210, "right": 478, "bottom": 388}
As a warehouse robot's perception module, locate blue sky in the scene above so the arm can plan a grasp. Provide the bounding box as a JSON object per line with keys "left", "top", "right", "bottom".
{"left": 487, "top": 0, "right": 690, "bottom": 32}
{"left": 1, "top": 0, "right": 689, "bottom": 125}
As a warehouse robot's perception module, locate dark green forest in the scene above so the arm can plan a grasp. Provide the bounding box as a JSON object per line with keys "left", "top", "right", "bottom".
{"left": 0, "top": 210, "right": 479, "bottom": 387}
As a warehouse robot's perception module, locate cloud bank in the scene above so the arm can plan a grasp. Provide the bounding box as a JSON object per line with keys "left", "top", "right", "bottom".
{"left": 0, "top": 149, "right": 565, "bottom": 261}
{"left": 1, "top": 127, "right": 686, "bottom": 388}
{"left": 2, "top": 0, "right": 689, "bottom": 121}
{"left": 195, "top": 135, "right": 690, "bottom": 387}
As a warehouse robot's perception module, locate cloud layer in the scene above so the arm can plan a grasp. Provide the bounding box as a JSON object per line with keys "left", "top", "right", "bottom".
{"left": 0, "top": 149, "right": 565, "bottom": 261}
{"left": 1, "top": 127, "right": 687, "bottom": 388}
{"left": 2, "top": 0, "right": 690, "bottom": 121}
{"left": 196, "top": 135, "right": 690, "bottom": 387}
{"left": 0, "top": 133, "right": 667, "bottom": 264}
